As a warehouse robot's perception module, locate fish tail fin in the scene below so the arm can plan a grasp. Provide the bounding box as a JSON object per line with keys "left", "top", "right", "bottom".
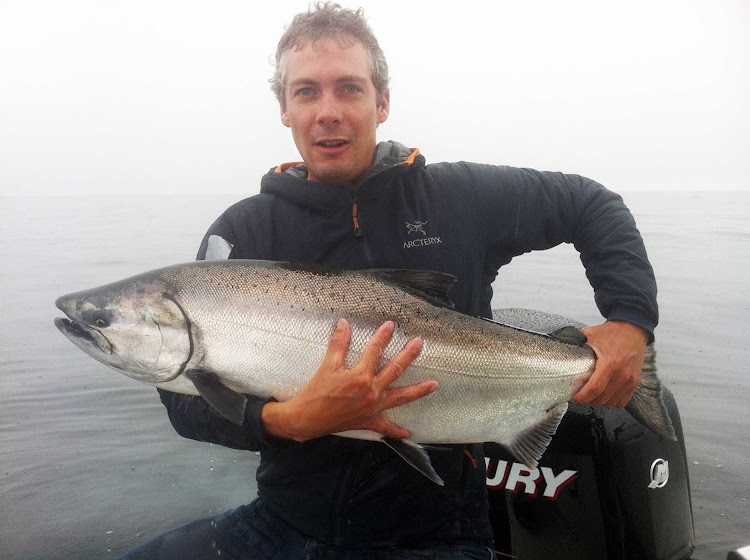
{"left": 625, "top": 346, "right": 677, "bottom": 441}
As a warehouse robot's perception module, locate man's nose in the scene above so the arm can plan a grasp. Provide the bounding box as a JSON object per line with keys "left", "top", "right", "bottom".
{"left": 316, "top": 92, "right": 342, "bottom": 125}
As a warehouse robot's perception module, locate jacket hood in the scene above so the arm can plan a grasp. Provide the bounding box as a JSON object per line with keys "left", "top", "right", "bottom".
{"left": 272, "top": 140, "right": 421, "bottom": 180}
{"left": 261, "top": 141, "right": 423, "bottom": 213}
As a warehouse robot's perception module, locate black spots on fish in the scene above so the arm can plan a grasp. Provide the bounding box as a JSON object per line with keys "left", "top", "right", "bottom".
{"left": 276, "top": 261, "right": 345, "bottom": 277}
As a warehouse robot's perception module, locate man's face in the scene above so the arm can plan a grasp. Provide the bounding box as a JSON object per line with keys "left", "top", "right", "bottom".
{"left": 280, "top": 37, "right": 390, "bottom": 186}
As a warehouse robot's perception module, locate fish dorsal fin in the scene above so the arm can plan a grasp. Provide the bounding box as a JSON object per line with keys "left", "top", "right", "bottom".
{"left": 381, "top": 437, "right": 445, "bottom": 486}
{"left": 366, "top": 269, "right": 456, "bottom": 309}
{"left": 481, "top": 315, "right": 589, "bottom": 347}
{"left": 479, "top": 315, "right": 550, "bottom": 337}
{"left": 500, "top": 402, "right": 568, "bottom": 469}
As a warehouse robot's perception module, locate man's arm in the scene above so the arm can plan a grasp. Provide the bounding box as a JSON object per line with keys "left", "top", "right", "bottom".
{"left": 576, "top": 320, "right": 649, "bottom": 407}
{"left": 465, "top": 164, "right": 658, "bottom": 407}
{"left": 157, "top": 220, "right": 277, "bottom": 450}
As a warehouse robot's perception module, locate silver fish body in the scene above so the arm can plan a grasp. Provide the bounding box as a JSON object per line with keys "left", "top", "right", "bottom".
{"left": 55, "top": 260, "right": 675, "bottom": 483}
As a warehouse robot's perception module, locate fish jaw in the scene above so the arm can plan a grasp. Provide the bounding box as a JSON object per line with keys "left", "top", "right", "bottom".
{"left": 54, "top": 316, "right": 114, "bottom": 356}
{"left": 54, "top": 279, "right": 194, "bottom": 384}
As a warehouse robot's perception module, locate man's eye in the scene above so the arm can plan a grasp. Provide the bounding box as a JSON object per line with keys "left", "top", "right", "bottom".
{"left": 296, "top": 87, "right": 313, "bottom": 96}
{"left": 344, "top": 85, "right": 361, "bottom": 94}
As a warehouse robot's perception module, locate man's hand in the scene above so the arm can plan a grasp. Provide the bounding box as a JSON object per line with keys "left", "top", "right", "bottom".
{"left": 573, "top": 320, "right": 649, "bottom": 408}
{"left": 261, "top": 319, "right": 438, "bottom": 442}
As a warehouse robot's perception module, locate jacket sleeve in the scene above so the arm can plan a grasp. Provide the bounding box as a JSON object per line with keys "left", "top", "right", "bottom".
{"left": 464, "top": 163, "right": 658, "bottom": 339}
{"left": 156, "top": 208, "right": 295, "bottom": 451}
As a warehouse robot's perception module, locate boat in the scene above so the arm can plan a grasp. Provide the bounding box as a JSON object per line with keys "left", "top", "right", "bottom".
{"left": 485, "top": 309, "right": 694, "bottom": 559}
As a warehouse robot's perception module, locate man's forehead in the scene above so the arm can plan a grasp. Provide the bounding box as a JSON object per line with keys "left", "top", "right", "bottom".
{"left": 283, "top": 37, "right": 372, "bottom": 84}
{"left": 289, "top": 33, "right": 361, "bottom": 53}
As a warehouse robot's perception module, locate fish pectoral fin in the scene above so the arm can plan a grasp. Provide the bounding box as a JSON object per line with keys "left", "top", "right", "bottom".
{"left": 381, "top": 437, "right": 445, "bottom": 486}
{"left": 184, "top": 369, "right": 247, "bottom": 425}
{"left": 548, "top": 326, "right": 588, "bottom": 346}
{"left": 500, "top": 402, "right": 568, "bottom": 469}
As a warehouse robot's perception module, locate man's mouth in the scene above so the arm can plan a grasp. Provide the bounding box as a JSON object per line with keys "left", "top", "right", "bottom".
{"left": 316, "top": 139, "right": 348, "bottom": 148}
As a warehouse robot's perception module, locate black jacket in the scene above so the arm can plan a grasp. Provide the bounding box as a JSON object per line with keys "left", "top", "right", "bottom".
{"left": 158, "top": 141, "right": 657, "bottom": 546}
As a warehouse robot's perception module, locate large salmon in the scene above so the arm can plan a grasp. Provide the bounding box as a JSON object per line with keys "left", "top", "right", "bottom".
{"left": 54, "top": 260, "right": 675, "bottom": 485}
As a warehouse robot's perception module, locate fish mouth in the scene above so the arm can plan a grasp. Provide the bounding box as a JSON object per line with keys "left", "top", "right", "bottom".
{"left": 54, "top": 317, "right": 113, "bottom": 355}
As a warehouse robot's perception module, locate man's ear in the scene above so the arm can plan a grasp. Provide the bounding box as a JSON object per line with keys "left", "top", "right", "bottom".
{"left": 281, "top": 105, "right": 291, "bottom": 128}
{"left": 377, "top": 89, "right": 390, "bottom": 124}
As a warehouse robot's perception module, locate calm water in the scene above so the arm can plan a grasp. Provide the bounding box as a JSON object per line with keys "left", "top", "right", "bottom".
{"left": 1, "top": 192, "right": 748, "bottom": 559}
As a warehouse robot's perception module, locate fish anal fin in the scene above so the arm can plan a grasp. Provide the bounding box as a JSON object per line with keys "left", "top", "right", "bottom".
{"left": 366, "top": 269, "right": 456, "bottom": 309}
{"left": 501, "top": 402, "right": 568, "bottom": 469}
{"left": 185, "top": 369, "right": 247, "bottom": 425}
{"left": 381, "top": 437, "right": 445, "bottom": 486}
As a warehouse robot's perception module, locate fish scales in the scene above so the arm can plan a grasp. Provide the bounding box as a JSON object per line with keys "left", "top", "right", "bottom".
{"left": 55, "top": 260, "right": 675, "bottom": 482}
{"left": 156, "top": 263, "right": 594, "bottom": 444}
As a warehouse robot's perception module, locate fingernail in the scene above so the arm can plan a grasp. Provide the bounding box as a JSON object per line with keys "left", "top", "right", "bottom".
{"left": 413, "top": 337, "right": 424, "bottom": 350}
{"left": 428, "top": 382, "right": 439, "bottom": 394}
{"left": 336, "top": 319, "right": 346, "bottom": 331}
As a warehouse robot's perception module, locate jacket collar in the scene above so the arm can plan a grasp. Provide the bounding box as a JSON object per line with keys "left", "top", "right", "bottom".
{"left": 272, "top": 140, "right": 420, "bottom": 183}
{"left": 261, "top": 141, "right": 423, "bottom": 213}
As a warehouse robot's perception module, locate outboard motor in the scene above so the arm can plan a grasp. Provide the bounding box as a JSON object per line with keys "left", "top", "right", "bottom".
{"left": 486, "top": 309, "right": 695, "bottom": 560}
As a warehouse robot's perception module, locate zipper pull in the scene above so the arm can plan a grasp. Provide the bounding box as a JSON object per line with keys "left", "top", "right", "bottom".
{"left": 352, "top": 201, "right": 363, "bottom": 237}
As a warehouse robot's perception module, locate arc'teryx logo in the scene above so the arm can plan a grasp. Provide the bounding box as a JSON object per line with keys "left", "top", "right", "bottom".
{"left": 405, "top": 220, "right": 428, "bottom": 236}
{"left": 404, "top": 220, "right": 442, "bottom": 250}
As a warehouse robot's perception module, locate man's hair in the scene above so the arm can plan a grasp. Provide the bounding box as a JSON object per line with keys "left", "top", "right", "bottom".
{"left": 271, "top": 2, "right": 389, "bottom": 108}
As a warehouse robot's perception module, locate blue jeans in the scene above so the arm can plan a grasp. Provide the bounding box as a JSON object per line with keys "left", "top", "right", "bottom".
{"left": 119, "top": 498, "right": 497, "bottom": 560}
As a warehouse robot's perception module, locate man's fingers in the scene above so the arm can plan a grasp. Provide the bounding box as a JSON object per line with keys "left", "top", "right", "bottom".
{"left": 321, "top": 319, "right": 351, "bottom": 370}
{"left": 573, "top": 368, "right": 606, "bottom": 404}
{"left": 574, "top": 362, "right": 618, "bottom": 405}
{"left": 366, "top": 415, "right": 411, "bottom": 439}
{"left": 575, "top": 361, "right": 640, "bottom": 407}
{"left": 376, "top": 337, "right": 423, "bottom": 389}
{"left": 357, "top": 321, "right": 395, "bottom": 372}
{"left": 383, "top": 380, "right": 439, "bottom": 410}
{"left": 592, "top": 384, "right": 619, "bottom": 407}
{"left": 614, "top": 389, "right": 637, "bottom": 408}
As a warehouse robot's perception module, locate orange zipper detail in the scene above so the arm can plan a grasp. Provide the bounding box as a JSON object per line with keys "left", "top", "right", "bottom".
{"left": 352, "top": 202, "right": 362, "bottom": 237}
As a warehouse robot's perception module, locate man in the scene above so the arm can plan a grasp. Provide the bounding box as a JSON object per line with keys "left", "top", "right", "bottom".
{"left": 122, "top": 3, "right": 656, "bottom": 559}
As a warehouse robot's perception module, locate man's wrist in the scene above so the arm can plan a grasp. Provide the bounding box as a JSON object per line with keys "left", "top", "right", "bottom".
{"left": 609, "top": 320, "right": 650, "bottom": 346}
{"left": 261, "top": 400, "right": 305, "bottom": 443}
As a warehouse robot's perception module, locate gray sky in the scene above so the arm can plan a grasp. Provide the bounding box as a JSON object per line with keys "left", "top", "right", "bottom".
{"left": 1, "top": 0, "right": 748, "bottom": 196}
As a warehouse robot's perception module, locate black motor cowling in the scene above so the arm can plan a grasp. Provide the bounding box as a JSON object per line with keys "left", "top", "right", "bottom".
{"left": 486, "top": 309, "right": 695, "bottom": 560}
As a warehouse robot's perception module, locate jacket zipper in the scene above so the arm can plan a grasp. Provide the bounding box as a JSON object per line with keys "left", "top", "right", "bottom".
{"left": 351, "top": 195, "right": 362, "bottom": 237}
{"left": 351, "top": 194, "right": 376, "bottom": 266}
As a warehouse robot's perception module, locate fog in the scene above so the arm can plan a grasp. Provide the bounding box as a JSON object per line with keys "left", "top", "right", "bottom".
{"left": 1, "top": 0, "right": 748, "bottom": 196}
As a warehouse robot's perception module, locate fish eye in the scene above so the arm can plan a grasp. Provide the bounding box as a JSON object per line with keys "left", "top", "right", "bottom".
{"left": 91, "top": 310, "right": 110, "bottom": 328}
